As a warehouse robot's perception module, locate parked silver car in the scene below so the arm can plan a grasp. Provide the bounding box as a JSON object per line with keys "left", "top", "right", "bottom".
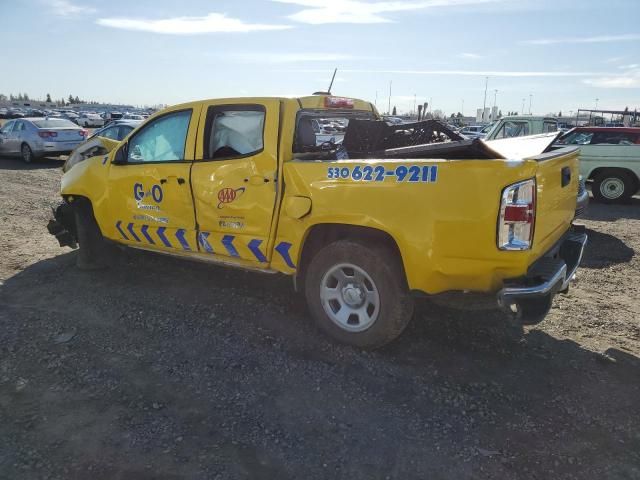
{"left": 0, "top": 118, "right": 87, "bottom": 163}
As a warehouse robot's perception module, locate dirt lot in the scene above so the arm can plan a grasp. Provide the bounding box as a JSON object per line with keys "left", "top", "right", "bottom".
{"left": 1, "top": 156, "right": 639, "bottom": 480}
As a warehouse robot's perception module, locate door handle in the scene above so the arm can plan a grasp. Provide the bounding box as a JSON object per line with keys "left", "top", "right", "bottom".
{"left": 244, "top": 175, "right": 269, "bottom": 186}
{"left": 159, "top": 176, "right": 186, "bottom": 185}
{"left": 561, "top": 167, "right": 571, "bottom": 187}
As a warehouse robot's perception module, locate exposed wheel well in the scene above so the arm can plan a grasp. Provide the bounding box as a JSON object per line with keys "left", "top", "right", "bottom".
{"left": 295, "top": 223, "right": 406, "bottom": 292}
{"left": 588, "top": 167, "right": 639, "bottom": 188}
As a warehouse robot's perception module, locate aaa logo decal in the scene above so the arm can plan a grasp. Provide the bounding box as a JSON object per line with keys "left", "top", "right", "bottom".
{"left": 217, "top": 187, "right": 245, "bottom": 209}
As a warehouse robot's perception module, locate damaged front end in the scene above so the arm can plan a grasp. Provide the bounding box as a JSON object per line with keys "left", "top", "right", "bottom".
{"left": 47, "top": 201, "right": 77, "bottom": 248}
{"left": 62, "top": 136, "right": 120, "bottom": 173}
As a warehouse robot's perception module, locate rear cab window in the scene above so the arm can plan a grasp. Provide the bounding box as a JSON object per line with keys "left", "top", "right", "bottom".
{"left": 293, "top": 109, "right": 374, "bottom": 159}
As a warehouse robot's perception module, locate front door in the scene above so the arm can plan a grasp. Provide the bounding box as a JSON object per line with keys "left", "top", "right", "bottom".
{"left": 103, "top": 107, "right": 201, "bottom": 253}
{"left": 191, "top": 100, "right": 280, "bottom": 266}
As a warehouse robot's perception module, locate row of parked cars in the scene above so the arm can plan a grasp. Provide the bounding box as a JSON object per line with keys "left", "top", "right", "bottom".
{"left": 0, "top": 116, "right": 142, "bottom": 163}
{"left": 0, "top": 107, "right": 150, "bottom": 127}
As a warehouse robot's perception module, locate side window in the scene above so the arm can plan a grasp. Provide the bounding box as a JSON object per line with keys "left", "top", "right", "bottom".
{"left": 101, "top": 126, "right": 120, "bottom": 140}
{"left": 127, "top": 110, "right": 191, "bottom": 163}
{"left": 543, "top": 122, "right": 557, "bottom": 133}
{"left": 591, "top": 132, "right": 638, "bottom": 145}
{"left": 118, "top": 126, "right": 134, "bottom": 140}
{"left": 0, "top": 121, "right": 14, "bottom": 133}
{"left": 203, "top": 105, "right": 265, "bottom": 160}
{"left": 14, "top": 121, "right": 25, "bottom": 132}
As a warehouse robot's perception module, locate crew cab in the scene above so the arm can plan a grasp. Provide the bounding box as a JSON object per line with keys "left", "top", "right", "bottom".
{"left": 48, "top": 95, "right": 587, "bottom": 349}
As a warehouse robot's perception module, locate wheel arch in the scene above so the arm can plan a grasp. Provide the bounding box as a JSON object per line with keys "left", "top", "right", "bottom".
{"left": 588, "top": 166, "right": 639, "bottom": 188}
{"left": 295, "top": 223, "right": 407, "bottom": 292}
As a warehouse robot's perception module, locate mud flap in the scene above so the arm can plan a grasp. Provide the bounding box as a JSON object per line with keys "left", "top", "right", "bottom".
{"left": 47, "top": 202, "right": 78, "bottom": 248}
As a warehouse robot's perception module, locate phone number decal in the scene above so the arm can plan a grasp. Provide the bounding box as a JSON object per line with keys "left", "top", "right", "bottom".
{"left": 326, "top": 165, "right": 438, "bottom": 183}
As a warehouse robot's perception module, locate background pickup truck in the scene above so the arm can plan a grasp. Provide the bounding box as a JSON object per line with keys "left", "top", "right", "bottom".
{"left": 554, "top": 126, "right": 640, "bottom": 203}
{"left": 484, "top": 115, "right": 558, "bottom": 141}
{"left": 48, "top": 95, "right": 587, "bottom": 349}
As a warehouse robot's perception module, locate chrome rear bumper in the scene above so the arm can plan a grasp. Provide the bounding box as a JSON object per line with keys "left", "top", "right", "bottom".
{"left": 498, "top": 226, "right": 588, "bottom": 307}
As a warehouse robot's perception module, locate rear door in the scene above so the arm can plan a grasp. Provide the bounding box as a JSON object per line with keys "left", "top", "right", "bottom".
{"left": 0, "top": 120, "right": 17, "bottom": 154}
{"left": 103, "top": 107, "right": 200, "bottom": 253}
{"left": 191, "top": 100, "right": 280, "bottom": 266}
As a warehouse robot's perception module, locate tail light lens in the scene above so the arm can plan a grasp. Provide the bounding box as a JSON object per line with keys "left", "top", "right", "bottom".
{"left": 497, "top": 178, "right": 536, "bottom": 250}
{"left": 38, "top": 131, "right": 58, "bottom": 138}
{"left": 79, "top": 129, "right": 87, "bottom": 137}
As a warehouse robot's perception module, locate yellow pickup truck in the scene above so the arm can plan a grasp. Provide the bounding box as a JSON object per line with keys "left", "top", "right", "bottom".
{"left": 48, "top": 95, "right": 587, "bottom": 348}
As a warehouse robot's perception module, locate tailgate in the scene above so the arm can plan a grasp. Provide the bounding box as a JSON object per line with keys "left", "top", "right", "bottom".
{"left": 531, "top": 146, "right": 580, "bottom": 255}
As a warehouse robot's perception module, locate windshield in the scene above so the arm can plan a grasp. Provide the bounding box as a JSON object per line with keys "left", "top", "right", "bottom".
{"left": 556, "top": 131, "right": 593, "bottom": 145}
{"left": 32, "top": 119, "right": 78, "bottom": 128}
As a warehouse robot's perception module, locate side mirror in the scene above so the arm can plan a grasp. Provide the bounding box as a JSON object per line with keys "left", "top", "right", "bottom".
{"left": 112, "top": 143, "right": 127, "bottom": 165}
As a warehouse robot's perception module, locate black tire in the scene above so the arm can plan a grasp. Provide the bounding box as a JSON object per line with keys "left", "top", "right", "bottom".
{"left": 73, "top": 199, "right": 109, "bottom": 270}
{"left": 592, "top": 171, "right": 636, "bottom": 204}
{"left": 21, "top": 143, "right": 34, "bottom": 163}
{"left": 517, "top": 295, "right": 552, "bottom": 326}
{"left": 304, "top": 240, "right": 414, "bottom": 349}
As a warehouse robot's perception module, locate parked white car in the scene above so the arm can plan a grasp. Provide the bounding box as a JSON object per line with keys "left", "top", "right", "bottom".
{"left": 76, "top": 113, "right": 104, "bottom": 128}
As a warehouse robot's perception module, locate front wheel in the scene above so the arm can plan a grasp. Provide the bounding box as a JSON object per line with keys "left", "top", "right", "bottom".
{"left": 73, "top": 199, "right": 110, "bottom": 270}
{"left": 592, "top": 171, "right": 636, "bottom": 204}
{"left": 304, "top": 240, "right": 414, "bottom": 349}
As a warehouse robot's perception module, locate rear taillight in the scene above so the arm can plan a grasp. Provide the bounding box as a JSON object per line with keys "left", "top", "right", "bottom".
{"left": 79, "top": 129, "right": 87, "bottom": 137}
{"left": 497, "top": 178, "right": 536, "bottom": 250}
{"left": 38, "top": 131, "right": 58, "bottom": 138}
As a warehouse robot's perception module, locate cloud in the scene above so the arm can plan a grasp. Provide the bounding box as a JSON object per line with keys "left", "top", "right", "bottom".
{"left": 291, "top": 68, "right": 608, "bottom": 77}
{"left": 96, "top": 12, "right": 292, "bottom": 34}
{"left": 223, "top": 52, "right": 357, "bottom": 63}
{"left": 45, "top": 0, "right": 96, "bottom": 16}
{"left": 273, "top": 0, "right": 501, "bottom": 24}
{"left": 583, "top": 68, "right": 640, "bottom": 89}
{"left": 458, "top": 52, "right": 483, "bottom": 59}
{"left": 523, "top": 34, "right": 640, "bottom": 45}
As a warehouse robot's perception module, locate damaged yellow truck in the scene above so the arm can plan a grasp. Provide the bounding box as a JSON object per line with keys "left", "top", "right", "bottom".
{"left": 49, "top": 95, "right": 587, "bottom": 348}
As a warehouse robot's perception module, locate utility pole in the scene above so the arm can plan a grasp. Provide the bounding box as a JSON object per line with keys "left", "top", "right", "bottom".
{"left": 429, "top": 97, "right": 432, "bottom": 113}
{"left": 595, "top": 98, "right": 599, "bottom": 110}
{"left": 529, "top": 94, "right": 533, "bottom": 114}
{"left": 413, "top": 93, "right": 416, "bottom": 117}
{"left": 492, "top": 89, "right": 498, "bottom": 121}
{"left": 482, "top": 76, "right": 488, "bottom": 123}
{"left": 374, "top": 90, "right": 378, "bottom": 108}
{"left": 387, "top": 80, "right": 392, "bottom": 115}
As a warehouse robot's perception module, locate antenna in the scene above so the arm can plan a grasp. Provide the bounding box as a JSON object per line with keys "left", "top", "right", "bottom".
{"left": 327, "top": 68, "right": 337, "bottom": 94}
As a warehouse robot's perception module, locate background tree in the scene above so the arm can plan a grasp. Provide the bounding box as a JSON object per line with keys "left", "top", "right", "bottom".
{"left": 498, "top": 110, "right": 503, "bottom": 118}
{"left": 74, "top": 95, "right": 80, "bottom": 104}
{"left": 68, "top": 94, "right": 74, "bottom": 104}
{"left": 46, "top": 93, "right": 52, "bottom": 103}
{"left": 392, "top": 106, "right": 397, "bottom": 115}
{"left": 23, "top": 93, "right": 29, "bottom": 101}
{"left": 0, "top": 94, "right": 7, "bottom": 102}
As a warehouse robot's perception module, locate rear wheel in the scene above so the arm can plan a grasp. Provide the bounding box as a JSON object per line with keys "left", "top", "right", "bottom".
{"left": 21, "top": 143, "right": 34, "bottom": 163}
{"left": 592, "top": 171, "right": 636, "bottom": 204}
{"left": 304, "top": 240, "right": 414, "bottom": 349}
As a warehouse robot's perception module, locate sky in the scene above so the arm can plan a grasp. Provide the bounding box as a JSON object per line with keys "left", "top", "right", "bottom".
{"left": 1, "top": 0, "right": 639, "bottom": 116}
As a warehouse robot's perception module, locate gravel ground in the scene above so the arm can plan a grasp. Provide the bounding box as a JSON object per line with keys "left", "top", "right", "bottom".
{"left": 0, "top": 156, "right": 639, "bottom": 480}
